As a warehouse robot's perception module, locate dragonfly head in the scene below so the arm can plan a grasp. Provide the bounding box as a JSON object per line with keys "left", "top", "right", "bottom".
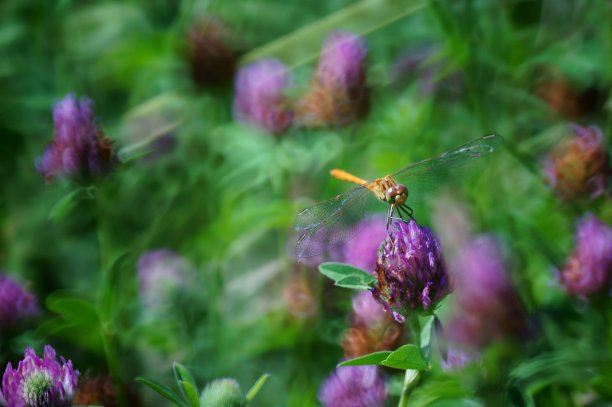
{"left": 386, "top": 184, "right": 408, "bottom": 205}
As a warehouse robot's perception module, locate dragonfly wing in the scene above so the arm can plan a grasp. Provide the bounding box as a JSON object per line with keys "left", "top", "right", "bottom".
{"left": 392, "top": 134, "right": 503, "bottom": 205}
{"left": 294, "top": 185, "right": 370, "bottom": 231}
{"left": 294, "top": 185, "right": 383, "bottom": 260}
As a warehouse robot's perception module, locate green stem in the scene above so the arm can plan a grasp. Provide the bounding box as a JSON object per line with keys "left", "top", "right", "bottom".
{"left": 398, "top": 315, "right": 423, "bottom": 407}
{"left": 95, "top": 190, "right": 128, "bottom": 407}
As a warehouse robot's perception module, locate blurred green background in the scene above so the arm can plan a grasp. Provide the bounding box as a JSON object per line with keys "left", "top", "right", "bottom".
{"left": 1, "top": 0, "right": 611, "bottom": 406}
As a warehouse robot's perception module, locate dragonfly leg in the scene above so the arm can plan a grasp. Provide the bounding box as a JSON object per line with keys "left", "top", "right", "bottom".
{"left": 398, "top": 205, "right": 415, "bottom": 222}
{"left": 386, "top": 204, "right": 394, "bottom": 230}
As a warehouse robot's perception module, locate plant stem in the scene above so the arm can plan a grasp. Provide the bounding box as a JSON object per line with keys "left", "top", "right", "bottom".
{"left": 95, "top": 190, "right": 128, "bottom": 407}
{"left": 398, "top": 315, "right": 423, "bottom": 407}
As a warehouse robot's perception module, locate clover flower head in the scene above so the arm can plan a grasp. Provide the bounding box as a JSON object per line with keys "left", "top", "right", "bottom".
{"left": 36, "top": 94, "right": 116, "bottom": 182}
{"left": 0, "top": 274, "right": 38, "bottom": 329}
{"left": 372, "top": 220, "right": 450, "bottom": 323}
{"left": 0, "top": 345, "right": 79, "bottom": 407}
{"left": 319, "top": 366, "right": 386, "bottom": 407}
{"left": 560, "top": 214, "right": 612, "bottom": 296}
{"left": 447, "top": 236, "right": 526, "bottom": 349}
{"left": 296, "top": 31, "right": 369, "bottom": 127}
{"left": 544, "top": 124, "right": 609, "bottom": 200}
{"left": 234, "top": 59, "right": 293, "bottom": 134}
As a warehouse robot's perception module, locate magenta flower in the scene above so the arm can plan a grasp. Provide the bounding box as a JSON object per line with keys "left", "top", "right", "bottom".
{"left": 137, "top": 249, "right": 191, "bottom": 311}
{"left": 447, "top": 236, "right": 526, "bottom": 349}
{"left": 342, "top": 215, "right": 387, "bottom": 272}
{"left": 234, "top": 60, "right": 293, "bottom": 134}
{"left": 296, "top": 31, "right": 369, "bottom": 127}
{"left": 372, "top": 220, "right": 450, "bottom": 323}
{"left": 0, "top": 274, "right": 38, "bottom": 329}
{"left": 560, "top": 214, "right": 612, "bottom": 296}
{"left": 36, "top": 94, "right": 116, "bottom": 182}
{"left": 0, "top": 345, "right": 79, "bottom": 407}
{"left": 319, "top": 366, "right": 387, "bottom": 407}
{"left": 543, "top": 125, "right": 609, "bottom": 200}
{"left": 343, "top": 291, "right": 402, "bottom": 358}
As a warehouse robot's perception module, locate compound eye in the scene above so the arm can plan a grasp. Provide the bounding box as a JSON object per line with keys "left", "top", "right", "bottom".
{"left": 386, "top": 186, "right": 398, "bottom": 202}
{"left": 397, "top": 185, "right": 407, "bottom": 195}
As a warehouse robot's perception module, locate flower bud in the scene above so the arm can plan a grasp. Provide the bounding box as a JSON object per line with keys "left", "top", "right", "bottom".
{"left": 198, "top": 378, "right": 244, "bottom": 407}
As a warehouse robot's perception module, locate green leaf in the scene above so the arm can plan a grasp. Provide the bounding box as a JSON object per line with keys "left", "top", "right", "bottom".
{"left": 173, "top": 363, "right": 199, "bottom": 407}
{"left": 46, "top": 292, "right": 100, "bottom": 329}
{"left": 99, "top": 253, "right": 131, "bottom": 321}
{"left": 419, "top": 315, "right": 435, "bottom": 362}
{"left": 381, "top": 345, "right": 429, "bottom": 370}
{"left": 48, "top": 189, "right": 83, "bottom": 223}
{"left": 245, "top": 373, "right": 270, "bottom": 404}
{"left": 338, "top": 351, "right": 392, "bottom": 367}
{"left": 318, "top": 263, "right": 376, "bottom": 290}
{"left": 433, "top": 316, "right": 448, "bottom": 363}
{"left": 135, "top": 377, "right": 189, "bottom": 407}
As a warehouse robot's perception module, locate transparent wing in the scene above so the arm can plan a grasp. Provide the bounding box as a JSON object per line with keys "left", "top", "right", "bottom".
{"left": 294, "top": 185, "right": 383, "bottom": 260}
{"left": 392, "top": 134, "right": 503, "bottom": 205}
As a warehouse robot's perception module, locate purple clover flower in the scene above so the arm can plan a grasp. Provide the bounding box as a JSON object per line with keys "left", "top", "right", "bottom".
{"left": 343, "top": 291, "right": 402, "bottom": 358}
{"left": 234, "top": 59, "right": 293, "bottom": 134}
{"left": 342, "top": 215, "right": 387, "bottom": 272}
{"left": 297, "top": 31, "right": 369, "bottom": 127}
{"left": 0, "top": 345, "right": 79, "bottom": 407}
{"left": 372, "top": 220, "right": 450, "bottom": 323}
{"left": 319, "top": 366, "right": 387, "bottom": 407}
{"left": 351, "top": 290, "right": 388, "bottom": 329}
{"left": 560, "top": 214, "right": 612, "bottom": 296}
{"left": 0, "top": 274, "right": 38, "bottom": 329}
{"left": 137, "top": 249, "right": 191, "bottom": 311}
{"left": 544, "top": 124, "right": 609, "bottom": 200}
{"left": 447, "top": 236, "right": 526, "bottom": 349}
{"left": 36, "top": 94, "right": 116, "bottom": 182}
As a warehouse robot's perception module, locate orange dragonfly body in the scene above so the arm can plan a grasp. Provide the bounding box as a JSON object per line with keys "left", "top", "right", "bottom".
{"left": 294, "top": 134, "right": 503, "bottom": 260}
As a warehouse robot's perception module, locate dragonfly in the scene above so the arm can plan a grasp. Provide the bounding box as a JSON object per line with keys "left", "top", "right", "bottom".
{"left": 294, "top": 134, "right": 503, "bottom": 260}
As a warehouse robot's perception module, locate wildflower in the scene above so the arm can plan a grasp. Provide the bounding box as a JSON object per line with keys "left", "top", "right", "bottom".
{"left": 342, "top": 215, "right": 387, "bottom": 272}
{"left": 560, "top": 214, "right": 612, "bottom": 296}
{"left": 447, "top": 236, "right": 526, "bottom": 349}
{"left": 188, "top": 18, "right": 237, "bottom": 87}
{"left": 544, "top": 124, "right": 609, "bottom": 200}
{"left": 199, "top": 378, "right": 244, "bottom": 407}
{"left": 319, "top": 366, "right": 386, "bottom": 407}
{"left": 0, "top": 345, "right": 79, "bottom": 407}
{"left": 342, "top": 291, "right": 402, "bottom": 358}
{"left": 372, "top": 220, "right": 450, "bottom": 323}
{"left": 0, "top": 274, "right": 38, "bottom": 329}
{"left": 234, "top": 59, "right": 293, "bottom": 134}
{"left": 296, "top": 31, "right": 369, "bottom": 127}
{"left": 137, "top": 249, "right": 190, "bottom": 312}
{"left": 36, "top": 94, "right": 116, "bottom": 182}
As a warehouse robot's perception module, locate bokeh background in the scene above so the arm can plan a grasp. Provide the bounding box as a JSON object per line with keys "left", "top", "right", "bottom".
{"left": 1, "top": 0, "right": 611, "bottom": 406}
